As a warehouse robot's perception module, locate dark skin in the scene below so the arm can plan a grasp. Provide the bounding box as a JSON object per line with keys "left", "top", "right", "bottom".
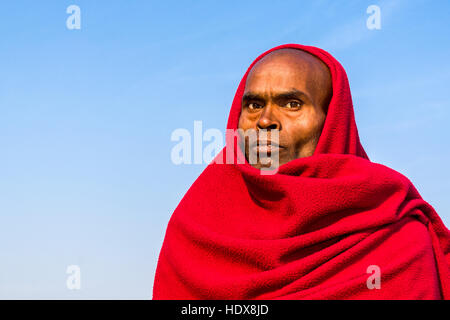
{"left": 238, "top": 49, "right": 332, "bottom": 169}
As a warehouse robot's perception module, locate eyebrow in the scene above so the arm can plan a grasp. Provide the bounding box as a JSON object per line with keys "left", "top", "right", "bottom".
{"left": 242, "top": 88, "right": 311, "bottom": 104}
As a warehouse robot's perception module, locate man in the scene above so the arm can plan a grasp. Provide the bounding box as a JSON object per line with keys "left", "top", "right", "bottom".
{"left": 153, "top": 44, "right": 450, "bottom": 299}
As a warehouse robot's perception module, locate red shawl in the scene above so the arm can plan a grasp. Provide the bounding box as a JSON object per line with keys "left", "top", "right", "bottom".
{"left": 153, "top": 44, "right": 450, "bottom": 299}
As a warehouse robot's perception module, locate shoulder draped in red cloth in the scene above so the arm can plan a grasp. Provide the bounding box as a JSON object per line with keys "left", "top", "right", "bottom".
{"left": 153, "top": 44, "right": 450, "bottom": 299}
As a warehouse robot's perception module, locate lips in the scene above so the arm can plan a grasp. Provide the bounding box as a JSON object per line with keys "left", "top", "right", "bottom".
{"left": 249, "top": 139, "right": 280, "bottom": 148}
{"left": 252, "top": 145, "right": 280, "bottom": 154}
{"left": 249, "top": 140, "right": 283, "bottom": 154}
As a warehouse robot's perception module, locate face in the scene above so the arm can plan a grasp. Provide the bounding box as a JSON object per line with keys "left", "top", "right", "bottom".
{"left": 238, "top": 49, "right": 332, "bottom": 169}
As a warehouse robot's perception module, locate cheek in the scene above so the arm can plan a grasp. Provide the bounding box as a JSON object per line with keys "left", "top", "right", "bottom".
{"left": 285, "top": 113, "right": 325, "bottom": 145}
{"left": 238, "top": 113, "right": 255, "bottom": 130}
{"left": 238, "top": 114, "right": 246, "bottom": 130}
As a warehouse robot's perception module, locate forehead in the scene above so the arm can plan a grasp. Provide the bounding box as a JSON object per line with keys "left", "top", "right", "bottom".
{"left": 244, "top": 49, "right": 329, "bottom": 93}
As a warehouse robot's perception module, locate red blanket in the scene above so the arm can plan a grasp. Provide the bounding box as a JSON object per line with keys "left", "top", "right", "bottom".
{"left": 153, "top": 44, "right": 450, "bottom": 299}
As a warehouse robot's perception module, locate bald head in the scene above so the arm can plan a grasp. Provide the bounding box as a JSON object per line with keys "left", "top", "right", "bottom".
{"left": 238, "top": 48, "right": 333, "bottom": 168}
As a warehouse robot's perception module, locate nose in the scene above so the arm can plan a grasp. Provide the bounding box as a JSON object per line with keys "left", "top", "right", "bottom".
{"left": 257, "top": 104, "right": 281, "bottom": 130}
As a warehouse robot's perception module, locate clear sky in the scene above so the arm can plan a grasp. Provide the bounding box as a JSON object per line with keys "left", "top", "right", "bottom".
{"left": 1, "top": 0, "right": 449, "bottom": 299}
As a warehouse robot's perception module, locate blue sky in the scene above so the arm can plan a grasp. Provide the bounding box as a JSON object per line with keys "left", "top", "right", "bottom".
{"left": 0, "top": 0, "right": 449, "bottom": 299}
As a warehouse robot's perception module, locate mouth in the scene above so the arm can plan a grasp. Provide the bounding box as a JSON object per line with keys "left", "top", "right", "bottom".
{"left": 249, "top": 140, "right": 283, "bottom": 154}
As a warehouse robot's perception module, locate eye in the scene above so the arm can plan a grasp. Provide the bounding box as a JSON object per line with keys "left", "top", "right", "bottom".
{"left": 285, "top": 101, "right": 303, "bottom": 109}
{"left": 248, "top": 102, "right": 263, "bottom": 110}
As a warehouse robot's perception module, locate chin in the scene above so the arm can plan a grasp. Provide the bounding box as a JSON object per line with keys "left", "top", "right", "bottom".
{"left": 248, "top": 156, "right": 282, "bottom": 170}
